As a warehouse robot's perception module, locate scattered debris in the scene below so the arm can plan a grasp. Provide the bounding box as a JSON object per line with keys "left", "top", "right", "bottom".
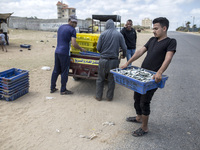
{"left": 20, "top": 44, "right": 31, "bottom": 48}
{"left": 52, "top": 46, "right": 55, "bottom": 48}
{"left": 56, "top": 129, "right": 60, "bottom": 133}
{"left": 79, "top": 135, "right": 86, "bottom": 138}
{"left": 40, "top": 40, "right": 44, "bottom": 42}
{"left": 20, "top": 49, "right": 23, "bottom": 52}
{"left": 46, "top": 97, "right": 55, "bottom": 100}
{"left": 79, "top": 133, "right": 97, "bottom": 140}
{"left": 41, "top": 66, "right": 51, "bottom": 71}
{"left": 89, "top": 133, "right": 97, "bottom": 140}
{"left": 102, "top": 121, "right": 115, "bottom": 126}
{"left": 28, "top": 48, "right": 31, "bottom": 50}
{"left": 79, "top": 121, "right": 115, "bottom": 140}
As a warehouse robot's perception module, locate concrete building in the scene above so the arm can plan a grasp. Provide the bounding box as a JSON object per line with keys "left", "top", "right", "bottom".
{"left": 57, "top": 1, "right": 76, "bottom": 19}
{"left": 142, "top": 18, "right": 152, "bottom": 29}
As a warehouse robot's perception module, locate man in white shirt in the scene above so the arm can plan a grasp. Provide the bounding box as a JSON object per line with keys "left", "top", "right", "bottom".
{"left": 1, "top": 21, "right": 9, "bottom": 45}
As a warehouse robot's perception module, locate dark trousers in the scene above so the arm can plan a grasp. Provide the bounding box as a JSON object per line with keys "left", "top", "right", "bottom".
{"left": 3, "top": 32, "right": 8, "bottom": 45}
{"left": 51, "top": 53, "right": 70, "bottom": 92}
{"left": 134, "top": 88, "right": 157, "bottom": 116}
{"left": 96, "top": 58, "right": 119, "bottom": 100}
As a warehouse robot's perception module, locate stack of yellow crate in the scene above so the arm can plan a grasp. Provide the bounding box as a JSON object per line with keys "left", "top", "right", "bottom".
{"left": 70, "top": 33, "right": 100, "bottom": 54}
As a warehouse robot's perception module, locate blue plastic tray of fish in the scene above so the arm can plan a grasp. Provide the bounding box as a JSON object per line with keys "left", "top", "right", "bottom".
{"left": 110, "top": 66, "right": 168, "bottom": 94}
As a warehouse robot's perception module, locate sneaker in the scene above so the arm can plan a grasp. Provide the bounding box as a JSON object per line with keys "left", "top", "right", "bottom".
{"left": 94, "top": 96, "right": 102, "bottom": 101}
{"left": 50, "top": 88, "right": 58, "bottom": 93}
{"left": 60, "top": 90, "right": 73, "bottom": 95}
{"left": 107, "top": 98, "right": 113, "bottom": 101}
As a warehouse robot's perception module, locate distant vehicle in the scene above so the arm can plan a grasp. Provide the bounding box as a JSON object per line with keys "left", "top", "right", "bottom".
{"left": 79, "top": 25, "right": 98, "bottom": 33}
{"left": 88, "top": 25, "right": 98, "bottom": 32}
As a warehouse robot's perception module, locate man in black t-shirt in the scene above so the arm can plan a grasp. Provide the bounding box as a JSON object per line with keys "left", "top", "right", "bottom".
{"left": 121, "top": 19, "right": 137, "bottom": 66}
{"left": 121, "top": 17, "right": 177, "bottom": 137}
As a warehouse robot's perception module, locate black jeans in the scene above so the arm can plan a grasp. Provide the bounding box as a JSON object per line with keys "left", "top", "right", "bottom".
{"left": 51, "top": 53, "right": 70, "bottom": 92}
{"left": 134, "top": 88, "right": 157, "bottom": 116}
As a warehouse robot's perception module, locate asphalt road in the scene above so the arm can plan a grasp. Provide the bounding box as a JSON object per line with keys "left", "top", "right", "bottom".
{"left": 112, "top": 32, "right": 200, "bottom": 150}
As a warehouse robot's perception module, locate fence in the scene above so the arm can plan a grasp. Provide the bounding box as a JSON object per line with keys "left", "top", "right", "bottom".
{"left": 8, "top": 16, "right": 92, "bottom": 32}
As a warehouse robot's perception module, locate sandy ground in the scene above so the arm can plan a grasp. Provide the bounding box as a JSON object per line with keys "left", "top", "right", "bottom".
{"left": 0, "top": 29, "right": 152, "bottom": 150}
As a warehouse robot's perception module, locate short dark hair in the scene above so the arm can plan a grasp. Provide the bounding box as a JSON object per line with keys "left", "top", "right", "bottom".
{"left": 127, "top": 19, "right": 132, "bottom": 24}
{"left": 153, "top": 17, "right": 169, "bottom": 30}
{"left": 0, "top": 29, "right": 3, "bottom": 33}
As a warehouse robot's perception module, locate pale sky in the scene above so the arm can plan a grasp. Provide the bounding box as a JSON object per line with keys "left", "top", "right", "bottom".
{"left": 1, "top": 0, "right": 200, "bottom": 31}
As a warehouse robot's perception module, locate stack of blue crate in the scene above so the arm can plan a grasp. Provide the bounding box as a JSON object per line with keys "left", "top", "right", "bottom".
{"left": 0, "top": 68, "right": 29, "bottom": 101}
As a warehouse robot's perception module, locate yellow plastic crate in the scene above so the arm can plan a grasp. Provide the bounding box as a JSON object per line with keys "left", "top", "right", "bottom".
{"left": 76, "top": 39, "right": 96, "bottom": 47}
{"left": 70, "top": 49, "right": 80, "bottom": 54}
{"left": 76, "top": 33, "right": 100, "bottom": 42}
{"left": 71, "top": 45, "right": 96, "bottom": 52}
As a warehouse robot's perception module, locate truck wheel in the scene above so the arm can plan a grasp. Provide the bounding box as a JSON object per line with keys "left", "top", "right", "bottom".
{"left": 73, "top": 77, "right": 80, "bottom": 81}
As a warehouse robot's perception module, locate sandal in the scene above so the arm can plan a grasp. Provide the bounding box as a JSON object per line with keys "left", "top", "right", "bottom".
{"left": 60, "top": 90, "right": 73, "bottom": 95}
{"left": 132, "top": 128, "right": 148, "bottom": 137}
{"left": 50, "top": 88, "right": 58, "bottom": 93}
{"left": 126, "top": 117, "right": 142, "bottom": 123}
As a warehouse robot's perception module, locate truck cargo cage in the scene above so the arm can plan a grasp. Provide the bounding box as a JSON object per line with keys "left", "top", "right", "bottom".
{"left": 92, "top": 15, "right": 121, "bottom": 33}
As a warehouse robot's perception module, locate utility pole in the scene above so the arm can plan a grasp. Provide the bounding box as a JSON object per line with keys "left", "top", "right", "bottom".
{"left": 191, "top": 16, "right": 195, "bottom": 32}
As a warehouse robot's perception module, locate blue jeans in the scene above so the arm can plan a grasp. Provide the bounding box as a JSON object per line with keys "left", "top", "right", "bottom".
{"left": 126, "top": 49, "right": 136, "bottom": 66}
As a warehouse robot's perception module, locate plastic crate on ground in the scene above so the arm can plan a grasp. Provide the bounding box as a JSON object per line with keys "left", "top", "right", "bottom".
{"left": 0, "top": 68, "right": 29, "bottom": 101}
{"left": 2, "top": 83, "right": 29, "bottom": 95}
{"left": 1, "top": 78, "right": 29, "bottom": 89}
{"left": 0, "top": 68, "right": 29, "bottom": 82}
{"left": 3, "top": 88, "right": 29, "bottom": 101}
{"left": 110, "top": 66, "right": 168, "bottom": 94}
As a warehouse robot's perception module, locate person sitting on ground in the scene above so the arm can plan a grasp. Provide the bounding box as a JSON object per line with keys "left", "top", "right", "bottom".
{"left": 0, "top": 29, "right": 7, "bottom": 52}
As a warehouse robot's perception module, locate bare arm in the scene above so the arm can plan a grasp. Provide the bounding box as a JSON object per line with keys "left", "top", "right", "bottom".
{"left": 71, "top": 37, "right": 86, "bottom": 51}
{"left": 153, "top": 51, "right": 175, "bottom": 82}
{"left": 121, "top": 46, "right": 147, "bottom": 69}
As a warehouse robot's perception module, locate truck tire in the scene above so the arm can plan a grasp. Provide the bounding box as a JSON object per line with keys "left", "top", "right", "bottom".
{"left": 73, "top": 77, "right": 81, "bottom": 81}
